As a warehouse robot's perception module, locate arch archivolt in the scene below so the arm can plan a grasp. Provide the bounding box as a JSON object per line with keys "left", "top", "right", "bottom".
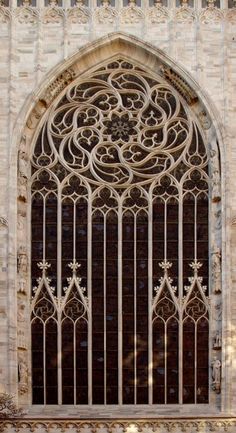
{"left": 14, "top": 33, "right": 224, "bottom": 413}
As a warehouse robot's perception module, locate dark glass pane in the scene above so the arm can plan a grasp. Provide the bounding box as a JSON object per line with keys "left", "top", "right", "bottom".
{"left": 62, "top": 319, "right": 74, "bottom": 404}
{"left": 45, "top": 319, "right": 58, "bottom": 404}
{"left": 167, "top": 318, "right": 179, "bottom": 403}
{"left": 76, "top": 320, "right": 88, "bottom": 404}
{"left": 197, "top": 318, "right": 209, "bottom": 403}
{"left": 153, "top": 318, "right": 165, "bottom": 403}
{"left": 32, "top": 319, "right": 44, "bottom": 404}
{"left": 183, "top": 319, "right": 195, "bottom": 403}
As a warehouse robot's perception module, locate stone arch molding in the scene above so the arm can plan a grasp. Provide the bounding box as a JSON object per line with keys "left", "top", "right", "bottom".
{"left": 12, "top": 32, "right": 226, "bottom": 413}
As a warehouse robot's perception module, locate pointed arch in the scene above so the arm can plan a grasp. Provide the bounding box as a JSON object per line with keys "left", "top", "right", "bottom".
{"left": 10, "top": 32, "right": 226, "bottom": 412}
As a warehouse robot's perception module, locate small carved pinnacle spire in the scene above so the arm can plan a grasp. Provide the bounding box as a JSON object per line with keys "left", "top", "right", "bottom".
{"left": 22, "top": 0, "right": 31, "bottom": 6}
{"left": 128, "top": 0, "right": 136, "bottom": 6}
{"left": 207, "top": 0, "right": 215, "bottom": 7}
{"left": 49, "top": 0, "right": 58, "bottom": 6}
{"left": 68, "top": 259, "right": 81, "bottom": 275}
{"left": 101, "top": 0, "right": 110, "bottom": 5}
{"left": 189, "top": 259, "right": 202, "bottom": 276}
{"left": 159, "top": 260, "right": 172, "bottom": 275}
{"left": 75, "top": 0, "right": 84, "bottom": 6}
{"left": 38, "top": 260, "right": 51, "bottom": 276}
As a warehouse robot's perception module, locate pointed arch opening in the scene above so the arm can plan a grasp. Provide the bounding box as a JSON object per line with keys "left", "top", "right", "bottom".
{"left": 14, "top": 33, "right": 223, "bottom": 412}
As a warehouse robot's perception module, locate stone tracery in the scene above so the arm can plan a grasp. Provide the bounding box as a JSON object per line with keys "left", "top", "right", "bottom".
{"left": 28, "top": 56, "right": 221, "bottom": 407}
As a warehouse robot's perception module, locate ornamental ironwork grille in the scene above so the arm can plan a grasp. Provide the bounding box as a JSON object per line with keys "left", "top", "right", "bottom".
{"left": 31, "top": 58, "right": 210, "bottom": 406}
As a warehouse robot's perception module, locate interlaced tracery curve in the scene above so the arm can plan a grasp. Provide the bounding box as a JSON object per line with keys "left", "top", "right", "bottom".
{"left": 32, "top": 58, "right": 208, "bottom": 188}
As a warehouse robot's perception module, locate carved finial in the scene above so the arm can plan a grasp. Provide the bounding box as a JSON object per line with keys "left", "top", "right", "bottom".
{"left": 49, "top": 0, "right": 58, "bottom": 6}
{"left": 68, "top": 260, "right": 81, "bottom": 275}
{"left": 207, "top": 0, "right": 215, "bottom": 7}
{"left": 101, "top": 0, "right": 110, "bottom": 5}
{"left": 22, "top": 0, "right": 31, "bottom": 6}
{"left": 128, "top": 0, "right": 136, "bottom": 6}
{"left": 37, "top": 260, "right": 51, "bottom": 275}
{"left": 75, "top": 0, "right": 84, "bottom": 5}
{"left": 159, "top": 260, "right": 172, "bottom": 274}
{"left": 189, "top": 260, "right": 202, "bottom": 275}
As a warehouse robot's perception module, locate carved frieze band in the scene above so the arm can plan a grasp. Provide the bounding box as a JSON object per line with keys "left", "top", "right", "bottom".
{"left": 0, "top": 4, "right": 235, "bottom": 24}
{"left": 1, "top": 418, "right": 236, "bottom": 432}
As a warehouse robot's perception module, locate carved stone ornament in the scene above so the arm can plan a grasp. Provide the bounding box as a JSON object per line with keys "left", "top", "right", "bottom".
{"left": 226, "top": 8, "right": 236, "bottom": 23}
{"left": 211, "top": 247, "right": 221, "bottom": 293}
{"left": 40, "top": 68, "right": 76, "bottom": 107}
{"left": 26, "top": 100, "right": 47, "bottom": 130}
{"left": 18, "top": 329, "right": 27, "bottom": 350}
{"left": 17, "top": 300, "right": 26, "bottom": 323}
{"left": 18, "top": 246, "right": 28, "bottom": 274}
{"left": 213, "top": 331, "right": 222, "bottom": 350}
{"left": 211, "top": 356, "right": 221, "bottom": 393}
{"left": 0, "top": 217, "right": 8, "bottom": 228}
{"left": 18, "top": 176, "right": 28, "bottom": 202}
{"left": 199, "top": 4, "right": 224, "bottom": 24}
{"left": 67, "top": 5, "right": 90, "bottom": 23}
{"left": 13, "top": 6, "right": 38, "bottom": 24}
{"left": 210, "top": 149, "right": 221, "bottom": 202}
{"left": 198, "top": 109, "right": 212, "bottom": 130}
{"left": 174, "top": 3, "right": 195, "bottom": 22}
{"left": 42, "top": 6, "right": 64, "bottom": 24}
{"left": 147, "top": 2, "right": 169, "bottom": 23}
{"left": 120, "top": 1, "right": 144, "bottom": 24}
{"left": 0, "top": 6, "right": 11, "bottom": 23}
{"left": 18, "top": 277, "right": 27, "bottom": 294}
{"left": 18, "top": 356, "right": 28, "bottom": 395}
{"left": 94, "top": 3, "right": 117, "bottom": 24}
{"left": 160, "top": 66, "right": 198, "bottom": 105}
{"left": 1, "top": 418, "right": 236, "bottom": 432}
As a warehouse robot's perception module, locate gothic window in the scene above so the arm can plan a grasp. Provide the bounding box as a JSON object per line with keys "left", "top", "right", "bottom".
{"left": 31, "top": 58, "right": 211, "bottom": 405}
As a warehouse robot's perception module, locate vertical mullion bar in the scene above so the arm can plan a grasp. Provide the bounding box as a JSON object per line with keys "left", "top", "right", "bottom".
{"left": 194, "top": 324, "right": 197, "bottom": 404}
{"left": 43, "top": 324, "right": 46, "bottom": 404}
{"left": 134, "top": 214, "right": 137, "bottom": 405}
{"left": 57, "top": 189, "right": 62, "bottom": 405}
{"left": 164, "top": 322, "right": 167, "bottom": 404}
{"left": 118, "top": 201, "right": 123, "bottom": 405}
{"left": 194, "top": 196, "right": 197, "bottom": 261}
{"left": 179, "top": 189, "right": 183, "bottom": 404}
{"left": 87, "top": 195, "right": 92, "bottom": 405}
{"left": 74, "top": 322, "right": 76, "bottom": 404}
{"left": 148, "top": 194, "right": 153, "bottom": 404}
{"left": 104, "top": 215, "right": 107, "bottom": 405}
{"left": 164, "top": 201, "right": 167, "bottom": 261}
{"left": 73, "top": 201, "right": 76, "bottom": 261}
{"left": 43, "top": 196, "right": 46, "bottom": 261}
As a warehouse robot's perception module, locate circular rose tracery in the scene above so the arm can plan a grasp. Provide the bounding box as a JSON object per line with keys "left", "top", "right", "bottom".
{"left": 32, "top": 59, "right": 207, "bottom": 187}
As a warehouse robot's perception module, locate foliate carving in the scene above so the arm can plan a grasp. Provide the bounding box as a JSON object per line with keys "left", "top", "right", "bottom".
{"left": 13, "top": 6, "right": 38, "bottom": 24}
{"left": 1, "top": 419, "right": 236, "bottom": 432}
{"left": 42, "top": 6, "right": 64, "bottom": 24}
{"left": 198, "top": 109, "right": 212, "bottom": 130}
{"left": 67, "top": 5, "right": 90, "bottom": 23}
{"left": 0, "top": 6, "right": 11, "bottom": 23}
{"left": 211, "top": 356, "right": 221, "bottom": 393}
{"left": 161, "top": 66, "right": 198, "bottom": 105}
{"left": 147, "top": 1, "right": 169, "bottom": 23}
{"left": 226, "top": 8, "right": 236, "bottom": 23}
{"left": 40, "top": 68, "right": 76, "bottom": 107}
{"left": 174, "top": 2, "right": 195, "bottom": 22}
{"left": 211, "top": 246, "right": 221, "bottom": 293}
{"left": 0, "top": 393, "right": 23, "bottom": 419}
{"left": 120, "top": 0, "right": 144, "bottom": 24}
{"left": 0, "top": 217, "right": 8, "bottom": 228}
{"left": 94, "top": 2, "right": 117, "bottom": 24}
{"left": 199, "top": 4, "right": 223, "bottom": 24}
